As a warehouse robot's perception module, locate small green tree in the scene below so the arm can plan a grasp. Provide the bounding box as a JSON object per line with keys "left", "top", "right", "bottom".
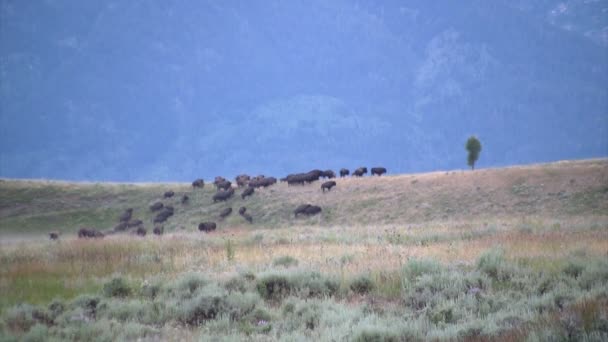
{"left": 465, "top": 136, "right": 482, "bottom": 170}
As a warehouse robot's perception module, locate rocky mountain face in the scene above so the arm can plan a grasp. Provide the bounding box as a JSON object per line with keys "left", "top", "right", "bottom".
{"left": 1, "top": 0, "right": 606, "bottom": 181}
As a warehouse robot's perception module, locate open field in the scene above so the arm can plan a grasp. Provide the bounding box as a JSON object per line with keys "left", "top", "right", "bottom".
{"left": 1, "top": 159, "right": 607, "bottom": 341}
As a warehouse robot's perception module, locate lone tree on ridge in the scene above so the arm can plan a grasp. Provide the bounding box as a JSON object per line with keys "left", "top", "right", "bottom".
{"left": 465, "top": 136, "right": 482, "bottom": 170}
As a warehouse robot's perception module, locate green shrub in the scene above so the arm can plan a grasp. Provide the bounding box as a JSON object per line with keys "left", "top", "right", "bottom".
{"left": 4, "top": 304, "right": 37, "bottom": 333}
{"left": 47, "top": 299, "right": 65, "bottom": 320}
{"left": 402, "top": 258, "right": 443, "bottom": 282}
{"left": 22, "top": 324, "right": 47, "bottom": 342}
{"left": 563, "top": 260, "right": 586, "bottom": 278}
{"left": 272, "top": 256, "right": 299, "bottom": 268}
{"left": 476, "top": 248, "right": 510, "bottom": 280}
{"left": 578, "top": 259, "right": 608, "bottom": 290}
{"left": 103, "top": 277, "right": 132, "bottom": 298}
{"left": 140, "top": 278, "right": 163, "bottom": 299}
{"left": 168, "top": 272, "right": 208, "bottom": 299}
{"left": 353, "top": 326, "right": 399, "bottom": 342}
{"left": 350, "top": 275, "right": 375, "bottom": 295}
{"left": 224, "top": 275, "right": 249, "bottom": 293}
{"left": 256, "top": 274, "right": 291, "bottom": 301}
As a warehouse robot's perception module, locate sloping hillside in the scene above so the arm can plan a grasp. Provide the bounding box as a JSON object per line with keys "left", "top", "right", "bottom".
{"left": 1, "top": 159, "right": 606, "bottom": 236}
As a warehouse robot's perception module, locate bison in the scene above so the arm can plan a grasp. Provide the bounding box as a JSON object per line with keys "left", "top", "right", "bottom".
{"left": 340, "top": 168, "right": 349, "bottom": 177}
{"left": 164, "top": 191, "right": 175, "bottom": 198}
{"left": 213, "top": 188, "right": 235, "bottom": 202}
{"left": 127, "top": 219, "right": 143, "bottom": 228}
{"left": 153, "top": 206, "right": 174, "bottom": 223}
{"left": 181, "top": 195, "right": 189, "bottom": 204}
{"left": 198, "top": 222, "right": 217, "bottom": 232}
{"left": 49, "top": 232, "right": 59, "bottom": 240}
{"left": 192, "top": 179, "right": 205, "bottom": 188}
{"left": 235, "top": 174, "right": 251, "bottom": 187}
{"left": 238, "top": 207, "right": 247, "bottom": 215}
{"left": 150, "top": 202, "right": 164, "bottom": 212}
{"left": 294, "top": 204, "right": 322, "bottom": 217}
{"left": 321, "top": 181, "right": 336, "bottom": 192}
{"left": 153, "top": 226, "right": 164, "bottom": 236}
{"left": 219, "top": 207, "right": 233, "bottom": 219}
{"left": 119, "top": 208, "right": 133, "bottom": 222}
{"left": 78, "top": 228, "right": 104, "bottom": 239}
{"left": 134, "top": 227, "right": 147, "bottom": 237}
{"left": 216, "top": 180, "right": 232, "bottom": 191}
{"left": 371, "top": 167, "right": 387, "bottom": 176}
{"left": 353, "top": 167, "right": 368, "bottom": 177}
{"left": 241, "top": 212, "right": 253, "bottom": 223}
{"left": 113, "top": 221, "right": 129, "bottom": 232}
{"left": 286, "top": 170, "right": 322, "bottom": 185}
{"left": 213, "top": 176, "right": 227, "bottom": 187}
{"left": 249, "top": 176, "right": 277, "bottom": 188}
{"left": 241, "top": 187, "right": 254, "bottom": 199}
{"left": 321, "top": 170, "right": 336, "bottom": 179}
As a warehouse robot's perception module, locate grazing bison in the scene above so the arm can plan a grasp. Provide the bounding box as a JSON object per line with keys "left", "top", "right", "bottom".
{"left": 154, "top": 206, "right": 174, "bottom": 223}
{"left": 78, "top": 228, "right": 104, "bottom": 239}
{"left": 127, "top": 219, "right": 143, "bottom": 228}
{"left": 238, "top": 207, "right": 247, "bottom": 215}
{"left": 340, "top": 168, "right": 349, "bottom": 177}
{"left": 241, "top": 213, "right": 253, "bottom": 223}
{"left": 213, "top": 188, "right": 235, "bottom": 202}
{"left": 150, "top": 202, "right": 164, "bottom": 212}
{"left": 181, "top": 195, "right": 189, "bottom": 204}
{"left": 235, "top": 174, "right": 251, "bottom": 187}
{"left": 49, "top": 232, "right": 59, "bottom": 240}
{"left": 294, "top": 204, "right": 322, "bottom": 217}
{"left": 219, "top": 207, "right": 233, "bottom": 219}
{"left": 164, "top": 191, "right": 175, "bottom": 198}
{"left": 371, "top": 167, "right": 387, "bottom": 176}
{"left": 198, "top": 222, "right": 217, "bottom": 232}
{"left": 216, "top": 180, "right": 232, "bottom": 191}
{"left": 241, "top": 187, "right": 254, "bottom": 199}
{"left": 249, "top": 176, "right": 277, "bottom": 188}
{"left": 286, "top": 170, "right": 323, "bottom": 185}
{"left": 113, "top": 221, "right": 128, "bottom": 232}
{"left": 153, "top": 226, "right": 164, "bottom": 236}
{"left": 135, "top": 227, "right": 147, "bottom": 237}
{"left": 353, "top": 167, "right": 368, "bottom": 177}
{"left": 119, "top": 208, "right": 133, "bottom": 222}
{"left": 192, "top": 179, "right": 205, "bottom": 188}
{"left": 321, "top": 170, "right": 336, "bottom": 179}
{"left": 321, "top": 181, "right": 336, "bottom": 192}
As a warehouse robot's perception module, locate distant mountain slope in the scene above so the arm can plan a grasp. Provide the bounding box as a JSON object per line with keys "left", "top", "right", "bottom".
{"left": 1, "top": 1, "right": 606, "bottom": 181}
{"left": 1, "top": 159, "right": 606, "bottom": 236}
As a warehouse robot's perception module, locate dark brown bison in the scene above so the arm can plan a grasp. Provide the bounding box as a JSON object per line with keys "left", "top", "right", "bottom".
{"left": 216, "top": 180, "right": 232, "bottom": 191}
{"left": 181, "top": 195, "right": 189, "bottom": 204}
{"left": 164, "top": 191, "right": 175, "bottom": 198}
{"left": 340, "top": 168, "right": 349, "bottom": 177}
{"left": 49, "top": 232, "right": 59, "bottom": 240}
{"left": 213, "top": 188, "right": 234, "bottom": 202}
{"left": 321, "top": 170, "right": 336, "bottom": 179}
{"left": 134, "top": 227, "right": 147, "bottom": 237}
{"left": 192, "top": 179, "right": 205, "bottom": 188}
{"left": 235, "top": 174, "right": 251, "bottom": 187}
{"left": 353, "top": 167, "right": 368, "bottom": 177}
{"left": 241, "top": 187, "right": 254, "bottom": 199}
{"left": 78, "top": 228, "right": 104, "bottom": 239}
{"left": 150, "top": 202, "right": 164, "bottom": 212}
{"left": 119, "top": 208, "right": 133, "bottom": 222}
{"left": 153, "top": 226, "right": 164, "bottom": 236}
{"left": 294, "top": 204, "right": 322, "bottom": 217}
{"left": 371, "top": 167, "right": 387, "bottom": 176}
{"left": 287, "top": 170, "right": 323, "bottom": 185}
{"left": 153, "top": 206, "right": 174, "bottom": 223}
{"left": 238, "top": 207, "right": 247, "bottom": 215}
{"left": 127, "top": 219, "right": 143, "bottom": 228}
{"left": 198, "top": 222, "right": 217, "bottom": 232}
{"left": 113, "top": 221, "right": 129, "bottom": 232}
{"left": 241, "top": 212, "right": 253, "bottom": 223}
{"left": 213, "top": 176, "right": 227, "bottom": 187}
{"left": 249, "top": 176, "right": 277, "bottom": 188}
{"left": 219, "top": 207, "right": 233, "bottom": 219}
{"left": 321, "top": 181, "right": 336, "bottom": 192}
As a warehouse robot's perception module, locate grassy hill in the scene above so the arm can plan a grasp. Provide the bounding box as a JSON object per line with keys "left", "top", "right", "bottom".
{"left": 1, "top": 159, "right": 607, "bottom": 236}
{"left": 1, "top": 159, "right": 607, "bottom": 341}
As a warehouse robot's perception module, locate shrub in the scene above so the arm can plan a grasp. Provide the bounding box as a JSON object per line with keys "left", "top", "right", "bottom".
{"left": 273, "top": 256, "right": 299, "bottom": 268}
{"left": 350, "top": 275, "right": 375, "bottom": 295}
{"left": 23, "top": 324, "right": 48, "bottom": 342}
{"left": 563, "top": 260, "right": 586, "bottom": 279}
{"left": 168, "top": 272, "right": 208, "bottom": 299}
{"left": 4, "top": 304, "right": 37, "bottom": 333}
{"left": 402, "top": 258, "right": 443, "bottom": 282}
{"left": 353, "top": 326, "right": 400, "bottom": 342}
{"left": 103, "top": 277, "right": 132, "bottom": 298}
{"left": 256, "top": 274, "right": 291, "bottom": 301}
{"left": 141, "top": 279, "right": 163, "bottom": 300}
{"left": 476, "top": 248, "right": 510, "bottom": 281}
{"left": 47, "top": 299, "right": 65, "bottom": 320}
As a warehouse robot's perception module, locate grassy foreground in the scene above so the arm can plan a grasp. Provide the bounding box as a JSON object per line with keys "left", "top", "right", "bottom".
{"left": 0, "top": 159, "right": 607, "bottom": 341}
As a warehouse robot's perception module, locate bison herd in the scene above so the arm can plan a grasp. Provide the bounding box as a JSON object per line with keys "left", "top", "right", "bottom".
{"left": 67, "top": 166, "right": 386, "bottom": 240}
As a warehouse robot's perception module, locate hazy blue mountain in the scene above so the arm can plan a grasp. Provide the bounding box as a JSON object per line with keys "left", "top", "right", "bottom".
{"left": 1, "top": 0, "right": 606, "bottom": 181}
